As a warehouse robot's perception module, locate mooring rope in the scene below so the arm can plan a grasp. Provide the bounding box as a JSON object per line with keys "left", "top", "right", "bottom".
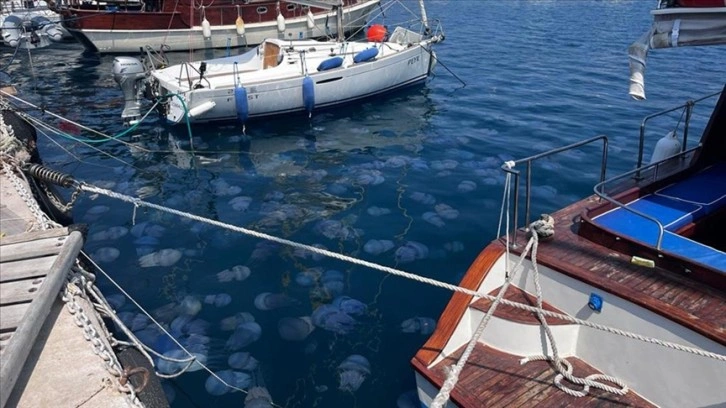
{"left": 76, "top": 182, "right": 726, "bottom": 364}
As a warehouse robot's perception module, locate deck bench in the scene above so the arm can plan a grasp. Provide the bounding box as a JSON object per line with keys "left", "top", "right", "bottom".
{"left": 594, "top": 163, "right": 726, "bottom": 272}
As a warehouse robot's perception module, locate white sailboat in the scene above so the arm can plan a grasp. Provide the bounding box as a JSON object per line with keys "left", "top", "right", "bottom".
{"left": 112, "top": 0, "right": 443, "bottom": 126}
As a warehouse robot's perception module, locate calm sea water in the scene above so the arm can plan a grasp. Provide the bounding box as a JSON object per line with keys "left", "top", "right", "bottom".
{"left": 2, "top": 1, "right": 724, "bottom": 407}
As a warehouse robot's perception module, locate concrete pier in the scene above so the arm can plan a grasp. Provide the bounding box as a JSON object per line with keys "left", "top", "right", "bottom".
{"left": 1, "top": 156, "right": 134, "bottom": 407}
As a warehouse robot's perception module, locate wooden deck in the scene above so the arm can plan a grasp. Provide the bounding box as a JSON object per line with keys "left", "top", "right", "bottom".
{"left": 425, "top": 344, "right": 653, "bottom": 407}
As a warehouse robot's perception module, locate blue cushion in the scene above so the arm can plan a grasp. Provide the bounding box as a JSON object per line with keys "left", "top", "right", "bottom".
{"left": 595, "top": 194, "right": 702, "bottom": 234}
{"left": 656, "top": 163, "right": 726, "bottom": 214}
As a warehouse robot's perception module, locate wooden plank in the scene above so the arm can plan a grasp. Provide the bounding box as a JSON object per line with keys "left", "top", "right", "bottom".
{"left": 0, "top": 227, "right": 70, "bottom": 245}
{"left": 0, "top": 256, "right": 55, "bottom": 283}
{"left": 0, "top": 302, "right": 30, "bottom": 332}
{"left": 0, "top": 231, "right": 83, "bottom": 408}
{"left": 0, "top": 235, "right": 68, "bottom": 263}
{"left": 0, "top": 278, "right": 44, "bottom": 305}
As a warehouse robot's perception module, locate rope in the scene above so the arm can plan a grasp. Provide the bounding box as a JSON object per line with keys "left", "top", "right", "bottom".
{"left": 75, "top": 182, "right": 726, "bottom": 364}
{"left": 520, "top": 215, "right": 628, "bottom": 397}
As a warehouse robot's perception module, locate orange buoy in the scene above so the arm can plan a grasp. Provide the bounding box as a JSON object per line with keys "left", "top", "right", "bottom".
{"left": 366, "top": 24, "right": 387, "bottom": 42}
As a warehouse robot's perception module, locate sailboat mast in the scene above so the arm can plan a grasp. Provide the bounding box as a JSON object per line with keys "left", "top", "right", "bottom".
{"left": 419, "top": 0, "right": 430, "bottom": 33}
{"left": 335, "top": 0, "right": 344, "bottom": 41}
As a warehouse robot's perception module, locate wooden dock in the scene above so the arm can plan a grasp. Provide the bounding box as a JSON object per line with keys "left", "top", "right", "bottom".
{"left": 0, "top": 166, "right": 133, "bottom": 408}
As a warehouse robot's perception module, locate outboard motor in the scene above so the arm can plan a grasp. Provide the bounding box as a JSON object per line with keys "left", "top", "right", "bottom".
{"left": 2, "top": 15, "right": 23, "bottom": 48}
{"left": 31, "top": 16, "right": 64, "bottom": 42}
{"left": 112, "top": 56, "right": 147, "bottom": 124}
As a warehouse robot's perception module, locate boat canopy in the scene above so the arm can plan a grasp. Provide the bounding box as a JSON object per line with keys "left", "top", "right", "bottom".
{"left": 628, "top": 6, "right": 726, "bottom": 100}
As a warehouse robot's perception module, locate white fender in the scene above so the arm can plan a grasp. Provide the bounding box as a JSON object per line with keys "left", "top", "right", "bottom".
{"left": 202, "top": 18, "right": 211, "bottom": 39}
{"left": 306, "top": 10, "right": 314, "bottom": 29}
{"left": 236, "top": 16, "right": 245, "bottom": 36}
{"left": 188, "top": 100, "right": 216, "bottom": 118}
{"left": 650, "top": 130, "right": 681, "bottom": 164}
{"left": 277, "top": 13, "right": 285, "bottom": 32}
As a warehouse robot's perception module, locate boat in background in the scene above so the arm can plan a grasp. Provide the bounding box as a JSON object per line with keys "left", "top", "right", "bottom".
{"left": 1, "top": 0, "right": 70, "bottom": 49}
{"left": 111, "top": 0, "right": 443, "bottom": 126}
{"left": 47, "top": 0, "right": 380, "bottom": 53}
{"left": 413, "top": 1, "right": 726, "bottom": 407}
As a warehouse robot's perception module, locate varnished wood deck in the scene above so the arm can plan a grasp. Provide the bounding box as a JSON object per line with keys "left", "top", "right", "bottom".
{"left": 422, "top": 343, "right": 653, "bottom": 407}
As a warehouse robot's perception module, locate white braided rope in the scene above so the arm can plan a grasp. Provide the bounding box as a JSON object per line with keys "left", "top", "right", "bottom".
{"left": 77, "top": 183, "right": 726, "bottom": 363}
{"left": 521, "top": 222, "right": 628, "bottom": 397}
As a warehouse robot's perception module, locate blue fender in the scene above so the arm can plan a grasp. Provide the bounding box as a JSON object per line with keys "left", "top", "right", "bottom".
{"left": 302, "top": 76, "right": 315, "bottom": 114}
{"left": 235, "top": 85, "right": 249, "bottom": 123}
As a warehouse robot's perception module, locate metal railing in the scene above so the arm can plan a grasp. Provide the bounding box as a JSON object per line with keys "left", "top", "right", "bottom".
{"left": 501, "top": 135, "right": 609, "bottom": 246}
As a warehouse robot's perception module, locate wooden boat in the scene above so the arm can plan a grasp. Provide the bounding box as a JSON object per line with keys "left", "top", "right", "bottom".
{"left": 412, "top": 2, "right": 726, "bottom": 407}
{"left": 47, "top": 0, "right": 380, "bottom": 53}
{"left": 111, "top": 1, "right": 443, "bottom": 125}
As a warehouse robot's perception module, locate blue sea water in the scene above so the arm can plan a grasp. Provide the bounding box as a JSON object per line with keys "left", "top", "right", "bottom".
{"left": 2, "top": 0, "right": 724, "bottom": 407}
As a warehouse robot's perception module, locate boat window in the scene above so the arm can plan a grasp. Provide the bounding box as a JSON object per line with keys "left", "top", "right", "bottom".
{"left": 286, "top": 4, "right": 296, "bottom": 11}
{"left": 257, "top": 6, "right": 267, "bottom": 14}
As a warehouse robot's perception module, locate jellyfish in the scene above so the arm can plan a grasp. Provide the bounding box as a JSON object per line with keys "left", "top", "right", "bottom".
{"left": 337, "top": 354, "right": 370, "bottom": 392}
{"left": 311, "top": 305, "right": 356, "bottom": 335}
{"left": 409, "top": 192, "right": 436, "bottom": 205}
{"left": 204, "top": 293, "right": 232, "bottom": 308}
{"left": 220, "top": 312, "right": 255, "bottom": 331}
{"left": 444, "top": 241, "right": 465, "bottom": 253}
{"left": 83, "top": 205, "right": 110, "bottom": 222}
{"left": 254, "top": 292, "right": 298, "bottom": 311}
{"left": 278, "top": 316, "right": 315, "bottom": 341}
{"left": 435, "top": 203, "right": 460, "bottom": 220}
{"left": 400, "top": 317, "right": 437, "bottom": 335}
{"left": 394, "top": 241, "right": 429, "bottom": 264}
{"left": 205, "top": 370, "right": 251, "bottom": 396}
{"left": 227, "top": 352, "right": 259, "bottom": 371}
{"left": 229, "top": 196, "right": 252, "bottom": 211}
{"left": 457, "top": 180, "right": 477, "bottom": 193}
{"left": 216, "top": 265, "right": 251, "bottom": 282}
{"left": 129, "top": 313, "right": 150, "bottom": 332}
{"left": 225, "top": 321, "right": 262, "bottom": 350}
{"left": 295, "top": 268, "right": 322, "bottom": 287}
{"left": 134, "top": 235, "right": 160, "bottom": 246}
{"left": 89, "top": 226, "right": 128, "bottom": 241}
{"left": 244, "top": 386, "right": 274, "bottom": 408}
{"left": 178, "top": 295, "right": 202, "bottom": 316}
{"left": 320, "top": 270, "right": 345, "bottom": 298}
{"left": 422, "top": 212, "right": 446, "bottom": 227}
{"left": 332, "top": 296, "right": 367, "bottom": 316}
{"left": 157, "top": 348, "right": 208, "bottom": 375}
{"left": 92, "top": 247, "right": 120, "bottom": 263}
{"left": 362, "top": 239, "right": 395, "bottom": 255}
{"left": 366, "top": 206, "right": 391, "bottom": 217}
{"left": 138, "top": 248, "right": 182, "bottom": 267}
